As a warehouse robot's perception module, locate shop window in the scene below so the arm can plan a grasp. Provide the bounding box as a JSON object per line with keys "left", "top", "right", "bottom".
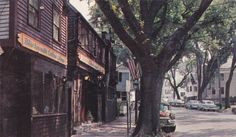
{"left": 53, "top": 8, "right": 60, "bottom": 42}
{"left": 28, "top": 0, "right": 40, "bottom": 29}
{"left": 32, "top": 71, "right": 66, "bottom": 115}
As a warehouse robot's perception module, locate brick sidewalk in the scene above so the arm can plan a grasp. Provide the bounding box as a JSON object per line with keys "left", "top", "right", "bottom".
{"left": 72, "top": 113, "right": 135, "bottom": 137}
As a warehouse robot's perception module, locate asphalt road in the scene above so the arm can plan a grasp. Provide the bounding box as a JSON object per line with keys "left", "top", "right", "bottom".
{"left": 172, "top": 107, "right": 236, "bottom": 137}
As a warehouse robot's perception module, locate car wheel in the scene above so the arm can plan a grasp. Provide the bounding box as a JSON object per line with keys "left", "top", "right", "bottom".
{"left": 161, "top": 126, "right": 176, "bottom": 133}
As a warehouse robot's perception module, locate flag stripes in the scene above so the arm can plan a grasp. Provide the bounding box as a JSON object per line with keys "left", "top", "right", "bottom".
{"left": 127, "top": 58, "right": 142, "bottom": 80}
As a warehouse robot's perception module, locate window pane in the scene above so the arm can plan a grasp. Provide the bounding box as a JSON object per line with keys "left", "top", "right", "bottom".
{"left": 29, "top": 0, "right": 39, "bottom": 10}
{"left": 53, "top": 25, "right": 59, "bottom": 41}
{"left": 53, "top": 10, "right": 60, "bottom": 27}
{"left": 32, "top": 71, "right": 44, "bottom": 115}
{"left": 28, "top": 3, "right": 39, "bottom": 28}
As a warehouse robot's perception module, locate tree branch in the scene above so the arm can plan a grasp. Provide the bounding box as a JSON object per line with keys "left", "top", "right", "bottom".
{"left": 118, "top": 0, "right": 145, "bottom": 41}
{"left": 95, "top": 0, "right": 144, "bottom": 57}
{"left": 155, "top": 0, "right": 213, "bottom": 70}
{"left": 170, "top": 68, "right": 177, "bottom": 87}
{"left": 177, "top": 71, "right": 190, "bottom": 88}
{"left": 140, "top": 0, "right": 148, "bottom": 21}
{"left": 149, "top": 0, "right": 166, "bottom": 22}
{"left": 165, "top": 76, "right": 175, "bottom": 89}
{"left": 151, "top": 3, "right": 167, "bottom": 38}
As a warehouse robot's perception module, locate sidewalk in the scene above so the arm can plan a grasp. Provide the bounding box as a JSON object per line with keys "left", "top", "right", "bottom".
{"left": 72, "top": 113, "right": 135, "bottom": 137}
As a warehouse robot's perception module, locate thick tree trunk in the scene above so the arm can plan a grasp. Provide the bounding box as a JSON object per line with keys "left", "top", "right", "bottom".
{"left": 198, "top": 87, "right": 204, "bottom": 101}
{"left": 225, "top": 59, "right": 236, "bottom": 109}
{"left": 132, "top": 68, "right": 164, "bottom": 137}
{"left": 197, "top": 59, "right": 202, "bottom": 101}
{"left": 174, "top": 88, "right": 181, "bottom": 99}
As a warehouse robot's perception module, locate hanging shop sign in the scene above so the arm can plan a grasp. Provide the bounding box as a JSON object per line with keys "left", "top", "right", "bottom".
{"left": 78, "top": 53, "right": 105, "bottom": 74}
{"left": 17, "top": 33, "right": 67, "bottom": 65}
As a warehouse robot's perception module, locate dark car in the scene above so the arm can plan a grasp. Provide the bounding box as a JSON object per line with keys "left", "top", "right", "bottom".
{"left": 159, "top": 102, "right": 176, "bottom": 133}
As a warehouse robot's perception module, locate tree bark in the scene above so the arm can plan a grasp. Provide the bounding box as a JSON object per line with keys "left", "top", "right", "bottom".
{"left": 132, "top": 61, "right": 165, "bottom": 137}
{"left": 225, "top": 59, "right": 236, "bottom": 109}
{"left": 198, "top": 87, "right": 203, "bottom": 101}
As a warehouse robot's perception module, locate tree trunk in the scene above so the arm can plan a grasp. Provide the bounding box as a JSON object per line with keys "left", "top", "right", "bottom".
{"left": 225, "top": 59, "right": 236, "bottom": 109}
{"left": 197, "top": 59, "right": 202, "bottom": 101}
{"left": 198, "top": 87, "right": 204, "bottom": 101}
{"left": 225, "top": 80, "right": 231, "bottom": 109}
{"left": 132, "top": 68, "right": 164, "bottom": 137}
{"left": 174, "top": 88, "right": 181, "bottom": 99}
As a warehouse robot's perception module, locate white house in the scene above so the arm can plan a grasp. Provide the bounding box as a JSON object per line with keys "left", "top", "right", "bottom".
{"left": 205, "top": 57, "right": 236, "bottom": 102}
{"left": 116, "top": 64, "right": 136, "bottom": 114}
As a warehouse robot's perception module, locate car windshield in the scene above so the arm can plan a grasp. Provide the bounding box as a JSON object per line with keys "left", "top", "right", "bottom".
{"left": 160, "top": 104, "right": 169, "bottom": 111}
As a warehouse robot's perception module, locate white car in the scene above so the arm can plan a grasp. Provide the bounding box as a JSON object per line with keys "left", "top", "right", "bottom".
{"left": 198, "top": 100, "right": 219, "bottom": 111}
{"left": 185, "top": 100, "right": 200, "bottom": 109}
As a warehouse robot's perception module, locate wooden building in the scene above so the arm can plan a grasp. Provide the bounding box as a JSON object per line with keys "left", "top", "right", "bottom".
{"left": 0, "top": 0, "right": 69, "bottom": 137}
{"left": 67, "top": 4, "right": 117, "bottom": 131}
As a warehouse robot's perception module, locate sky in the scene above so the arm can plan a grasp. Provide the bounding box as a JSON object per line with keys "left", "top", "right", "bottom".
{"left": 69, "top": 0, "right": 92, "bottom": 20}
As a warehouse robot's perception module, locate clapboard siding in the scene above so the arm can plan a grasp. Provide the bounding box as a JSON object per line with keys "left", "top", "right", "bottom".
{"left": 17, "top": 0, "right": 67, "bottom": 56}
{"left": 0, "top": 0, "right": 9, "bottom": 39}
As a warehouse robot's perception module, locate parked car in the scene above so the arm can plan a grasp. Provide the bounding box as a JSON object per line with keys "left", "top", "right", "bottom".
{"left": 159, "top": 102, "right": 176, "bottom": 133}
{"left": 185, "top": 100, "right": 200, "bottom": 109}
{"left": 169, "top": 99, "right": 185, "bottom": 107}
{"left": 198, "top": 100, "right": 219, "bottom": 111}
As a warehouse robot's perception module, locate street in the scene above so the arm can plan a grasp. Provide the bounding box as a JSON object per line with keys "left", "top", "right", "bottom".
{"left": 173, "top": 107, "right": 236, "bottom": 137}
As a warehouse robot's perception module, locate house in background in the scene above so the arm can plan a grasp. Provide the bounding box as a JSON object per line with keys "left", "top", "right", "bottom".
{"left": 185, "top": 73, "right": 198, "bottom": 100}
{"left": 185, "top": 57, "right": 236, "bottom": 103}
{"left": 162, "top": 80, "right": 174, "bottom": 100}
{"left": 162, "top": 80, "right": 187, "bottom": 101}
{"left": 116, "top": 64, "right": 135, "bottom": 114}
{"left": 205, "top": 57, "right": 236, "bottom": 103}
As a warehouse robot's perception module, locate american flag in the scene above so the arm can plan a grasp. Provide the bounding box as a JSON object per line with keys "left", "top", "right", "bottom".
{"left": 127, "top": 58, "right": 142, "bottom": 80}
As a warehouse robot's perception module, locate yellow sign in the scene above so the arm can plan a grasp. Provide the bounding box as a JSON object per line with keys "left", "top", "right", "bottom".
{"left": 17, "top": 33, "right": 67, "bottom": 65}
{"left": 78, "top": 53, "right": 105, "bottom": 74}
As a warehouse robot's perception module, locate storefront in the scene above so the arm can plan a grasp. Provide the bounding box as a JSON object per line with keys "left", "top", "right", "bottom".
{"left": 0, "top": 34, "right": 68, "bottom": 137}
{"left": 18, "top": 33, "right": 68, "bottom": 137}
{"left": 72, "top": 51, "right": 106, "bottom": 125}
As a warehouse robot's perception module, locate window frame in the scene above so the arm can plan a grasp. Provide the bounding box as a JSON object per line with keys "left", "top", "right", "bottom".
{"left": 28, "top": 0, "right": 40, "bottom": 29}
{"left": 52, "top": 7, "right": 61, "bottom": 42}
